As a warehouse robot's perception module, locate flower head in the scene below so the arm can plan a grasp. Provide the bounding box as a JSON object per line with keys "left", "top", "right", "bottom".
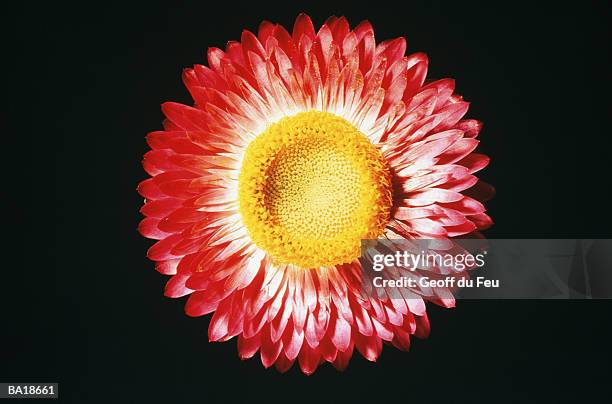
{"left": 139, "top": 14, "right": 493, "bottom": 374}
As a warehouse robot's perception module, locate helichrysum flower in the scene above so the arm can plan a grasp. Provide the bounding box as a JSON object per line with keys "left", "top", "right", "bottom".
{"left": 139, "top": 14, "right": 493, "bottom": 374}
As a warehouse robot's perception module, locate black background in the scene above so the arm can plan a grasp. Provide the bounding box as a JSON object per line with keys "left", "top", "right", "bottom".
{"left": 2, "top": 1, "right": 610, "bottom": 403}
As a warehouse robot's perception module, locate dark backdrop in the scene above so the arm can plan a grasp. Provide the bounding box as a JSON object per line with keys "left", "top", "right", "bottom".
{"left": 3, "top": 1, "right": 610, "bottom": 403}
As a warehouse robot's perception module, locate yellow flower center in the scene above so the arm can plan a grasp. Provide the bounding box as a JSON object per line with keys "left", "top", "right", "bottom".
{"left": 238, "top": 111, "right": 392, "bottom": 268}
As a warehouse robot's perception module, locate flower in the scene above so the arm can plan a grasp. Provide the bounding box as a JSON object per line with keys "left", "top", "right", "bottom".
{"left": 138, "top": 14, "right": 493, "bottom": 374}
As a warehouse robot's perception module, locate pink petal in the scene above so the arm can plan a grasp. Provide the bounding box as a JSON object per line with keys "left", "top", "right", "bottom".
{"left": 330, "top": 312, "right": 351, "bottom": 352}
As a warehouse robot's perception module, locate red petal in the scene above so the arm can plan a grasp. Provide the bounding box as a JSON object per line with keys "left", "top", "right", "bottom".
{"left": 469, "top": 213, "right": 494, "bottom": 230}
{"left": 161, "top": 102, "right": 209, "bottom": 131}
{"left": 325, "top": 16, "right": 349, "bottom": 44}
{"left": 354, "top": 333, "right": 382, "bottom": 362}
{"left": 406, "top": 189, "right": 463, "bottom": 206}
{"left": 455, "top": 119, "right": 483, "bottom": 138}
{"left": 140, "top": 198, "right": 182, "bottom": 219}
{"left": 155, "top": 259, "right": 179, "bottom": 275}
{"left": 260, "top": 326, "right": 283, "bottom": 368}
{"left": 282, "top": 321, "right": 305, "bottom": 361}
{"left": 409, "top": 218, "right": 447, "bottom": 236}
{"left": 403, "top": 53, "right": 428, "bottom": 99}
{"left": 164, "top": 274, "right": 193, "bottom": 298}
{"left": 458, "top": 153, "right": 490, "bottom": 173}
{"left": 434, "top": 101, "right": 470, "bottom": 131}
{"left": 257, "top": 20, "right": 275, "bottom": 43}
{"left": 316, "top": 336, "right": 336, "bottom": 363}
{"left": 147, "top": 234, "right": 182, "bottom": 261}
{"left": 422, "top": 78, "right": 455, "bottom": 109}
{"left": 414, "top": 313, "right": 431, "bottom": 339}
{"left": 437, "top": 138, "right": 480, "bottom": 165}
{"left": 444, "top": 220, "right": 477, "bottom": 237}
{"left": 138, "top": 217, "right": 170, "bottom": 240}
{"left": 298, "top": 342, "right": 321, "bottom": 375}
{"left": 351, "top": 300, "right": 374, "bottom": 337}
{"left": 137, "top": 178, "right": 165, "bottom": 199}
{"left": 331, "top": 342, "right": 354, "bottom": 370}
{"left": 208, "top": 296, "right": 233, "bottom": 341}
{"left": 391, "top": 325, "right": 411, "bottom": 351}
{"left": 224, "top": 249, "right": 264, "bottom": 292}
{"left": 237, "top": 333, "right": 261, "bottom": 359}
{"left": 274, "top": 352, "right": 295, "bottom": 373}
{"left": 464, "top": 180, "right": 496, "bottom": 202}
{"left": 185, "top": 289, "right": 225, "bottom": 317}
{"left": 441, "top": 196, "right": 485, "bottom": 215}
{"left": 292, "top": 13, "right": 315, "bottom": 42}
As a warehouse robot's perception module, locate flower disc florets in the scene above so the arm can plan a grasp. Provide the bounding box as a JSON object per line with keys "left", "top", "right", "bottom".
{"left": 238, "top": 111, "right": 392, "bottom": 268}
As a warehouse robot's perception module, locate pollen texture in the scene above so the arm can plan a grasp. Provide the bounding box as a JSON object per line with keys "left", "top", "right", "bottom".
{"left": 238, "top": 111, "right": 392, "bottom": 268}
